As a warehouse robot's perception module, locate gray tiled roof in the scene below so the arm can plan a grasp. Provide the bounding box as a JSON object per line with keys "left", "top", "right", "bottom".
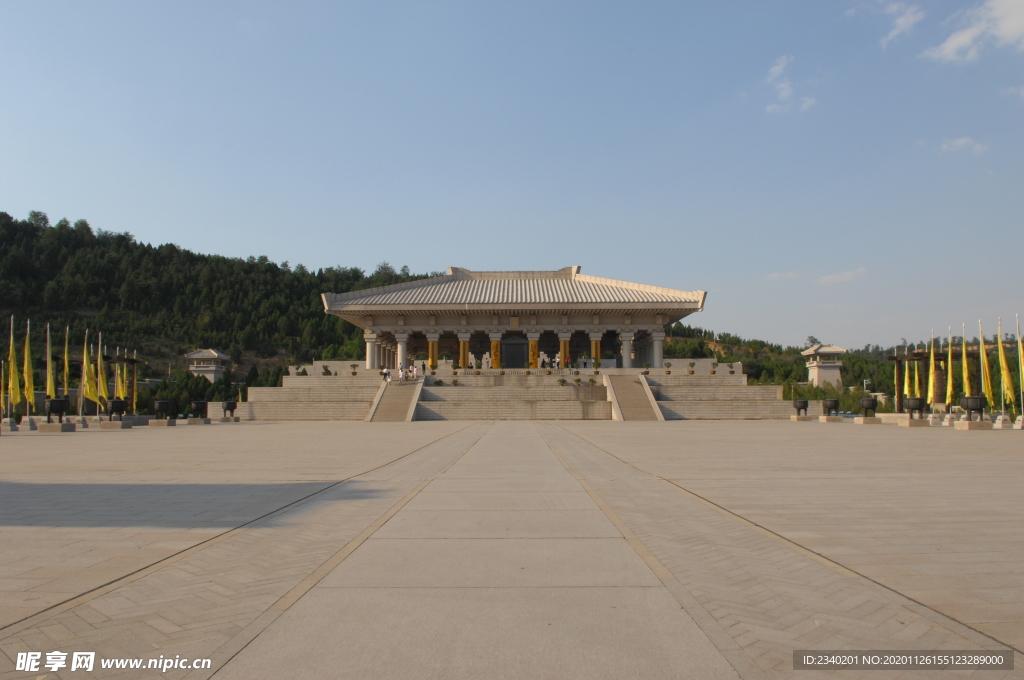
{"left": 324, "top": 267, "right": 703, "bottom": 308}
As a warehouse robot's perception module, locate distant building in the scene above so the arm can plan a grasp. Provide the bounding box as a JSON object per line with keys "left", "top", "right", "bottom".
{"left": 186, "top": 349, "right": 230, "bottom": 382}
{"left": 802, "top": 344, "right": 846, "bottom": 389}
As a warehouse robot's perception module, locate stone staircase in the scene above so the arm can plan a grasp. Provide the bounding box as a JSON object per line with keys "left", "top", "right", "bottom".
{"left": 370, "top": 382, "right": 420, "bottom": 422}
{"left": 238, "top": 376, "right": 381, "bottom": 421}
{"left": 607, "top": 375, "right": 659, "bottom": 421}
{"left": 413, "top": 375, "right": 611, "bottom": 420}
{"left": 646, "top": 376, "right": 797, "bottom": 420}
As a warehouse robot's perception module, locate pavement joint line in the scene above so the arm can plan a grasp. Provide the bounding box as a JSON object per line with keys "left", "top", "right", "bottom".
{"left": 0, "top": 422, "right": 476, "bottom": 644}
{"left": 535, "top": 424, "right": 767, "bottom": 680}
{"left": 192, "top": 422, "right": 494, "bottom": 680}
{"left": 555, "top": 423, "right": 1022, "bottom": 656}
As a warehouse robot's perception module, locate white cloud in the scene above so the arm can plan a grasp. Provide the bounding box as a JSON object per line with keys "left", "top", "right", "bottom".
{"left": 764, "top": 56, "right": 815, "bottom": 114}
{"left": 1003, "top": 85, "right": 1024, "bottom": 98}
{"left": 941, "top": 137, "right": 988, "bottom": 153}
{"left": 881, "top": 2, "right": 925, "bottom": 47}
{"left": 817, "top": 268, "right": 867, "bottom": 285}
{"left": 924, "top": 0, "right": 1024, "bottom": 61}
{"left": 767, "top": 272, "right": 799, "bottom": 281}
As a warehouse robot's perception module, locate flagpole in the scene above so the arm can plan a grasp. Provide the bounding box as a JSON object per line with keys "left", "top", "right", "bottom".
{"left": 1018, "top": 314, "right": 1023, "bottom": 423}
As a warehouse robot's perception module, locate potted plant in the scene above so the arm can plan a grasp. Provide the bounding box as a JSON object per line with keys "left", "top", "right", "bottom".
{"left": 451, "top": 378, "right": 459, "bottom": 386}
{"left": 573, "top": 377, "right": 582, "bottom": 385}
{"left": 727, "top": 362, "right": 734, "bottom": 374}
{"left": 474, "top": 361, "right": 482, "bottom": 375}
{"left": 557, "top": 378, "right": 567, "bottom": 386}
{"left": 593, "top": 360, "right": 601, "bottom": 375}
{"left": 664, "top": 361, "right": 672, "bottom": 375}
{"left": 572, "top": 362, "right": 579, "bottom": 376}
{"left": 434, "top": 378, "right": 444, "bottom": 386}
{"left": 710, "top": 362, "right": 718, "bottom": 375}
{"left": 322, "top": 364, "right": 331, "bottom": 376}
{"left": 688, "top": 361, "right": 695, "bottom": 375}
{"left": 642, "top": 362, "right": 650, "bottom": 375}
{"left": 350, "top": 364, "right": 359, "bottom": 376}
{"left": 497, "top": 362, "right": 504, "bottom": 375}
{"left": 588, "top": 378, "right": 597, "bottom": 386}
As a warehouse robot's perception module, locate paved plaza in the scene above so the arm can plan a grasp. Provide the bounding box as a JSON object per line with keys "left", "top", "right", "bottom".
{"left": 0, "top": 421, "right": 1021, "bottom": 678}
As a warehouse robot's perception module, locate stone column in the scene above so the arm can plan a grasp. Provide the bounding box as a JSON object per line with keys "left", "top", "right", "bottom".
{"left": 426, "top": 332, "right": 439, "bottom": 370}
{"left": 364, "top": 334, "right": 377, "bottom": 370}
{"left": 558, "top": 331, "right": 572, "bottom": 369}
{"left": 588, "top": 330, "right": 603, "bottom": 368}
{"left": 652, "top": 330, "right": 665, "bottom": 368}
{"left": 457, "top": 332, "right": 471, "bottom": 369}
{"left": 527, "top": 332, "right": 540, "bottom": 369}
{"left": 396, "top": 334, "right": 408, "bottom": 370}
{"left": 619, "top": 331, "right": 633, "bottom": 369}
{"left": 488, "top": 331, "right": 503, "bottom": 369}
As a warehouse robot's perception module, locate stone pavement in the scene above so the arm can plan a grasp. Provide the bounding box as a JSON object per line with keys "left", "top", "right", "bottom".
{"left": 0, "top": 420, "right": 1020, "bottom": 679}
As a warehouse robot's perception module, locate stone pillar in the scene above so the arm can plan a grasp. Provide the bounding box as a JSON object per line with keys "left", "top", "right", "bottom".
{"left": 396, "top": 334, "right": 408, "bottom": 370}
{"left": 558, "top": 331, "right": 572, "bottom": 369}
{"left": 652, "top": 331, "right": 665, "bottom": 369}
{"left": 488, "top": 331, "right": 502, "bottom": 369}
{"left": 588, "top": 330, "right": 603, "bottom": 368}
{"left": 364, "top": 335, "right": 377, "bottom": 370}
{"left": 426, "top": 333, "right": 439, "bottom": 370}
{"left": 619, "top": 331, "right": 633, "bottom": 369}
{"left": 527, "top": 332, "right": 540, "bottom": 369}
{"left": 457, "top": 332, "right": 471, "bottom": 369}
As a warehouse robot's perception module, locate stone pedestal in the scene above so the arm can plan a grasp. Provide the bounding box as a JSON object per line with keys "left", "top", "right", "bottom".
{"left": 927, "top": 415, "right": 942, "bottom": 426}
{"left": 1, "top": 417, "right": 19, "bottom": 432}
{"left": 149, "top": 419, "right": 176, "bottom": 427}
{"left": 954, "top": 420, "right": 993, "bottom": 431}
{"left": 818, "top": 416, "right": 843, "bottom": 423}
{"left": 853, "top": 417, "right": 881, "bottom": 425}
{"left": 993, "top": 415, "right": 1013, "bottom": 429}
{"left": 19, "top": 416, "right": 39, "bottom": 431}
{"left": 100, "top": 420, "right": 132, "bottom": 430}
{"left": 790, "top": 415, "right": 813, "bottom": 422}
{"left": 898, "top": 419, "right": 930, "bottom": 427}
{"left": 1015, "top": 416, "right": 1023, "bottom": 430}
{"left": 187, "top": 418, "right": 211, "bottom": 425}
{"left": 942, "top": 415, "right": 957, "bottom": 427}
{"left": 218, "top": 416, "right": 240, "bottom": 423}
{"left": 38, "top": 422, "right": 76, "bottom": 433}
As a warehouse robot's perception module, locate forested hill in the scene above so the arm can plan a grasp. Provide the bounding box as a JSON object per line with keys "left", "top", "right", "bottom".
{"left": 3, "top": 209, "right": 903, "bottom": 394}
{"left": 0, "top": 210, "right": 432, "bottom": 376}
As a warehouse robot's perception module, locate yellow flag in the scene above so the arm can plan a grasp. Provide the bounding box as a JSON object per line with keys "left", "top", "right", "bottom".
{"left": 63, "top": 326, "right": 70, "bottom": 397}
{"left": 902, "top": 351, "right": 910, "bottom": 397}
{"left": 912, "top": 359, "right": 920, "bottom": 398}
{"left": 979, "top": 321, "right": 994, "bottom": 407}
{"left": 927, "top": 334, "right": 936, "bottom": 403}
{"left": 131, "top": 350, "right": 138, "bottom": 414}
{"left": 46, "top": 324, "right": 56, "bottom": 398}
{"left": 997, "top": 319, "right": 1015, "bottom": 410}
{"left": 80, "top": 333, "right": 98, "bottom": 405}
{"left": 7, "top": 317, "right": 20, "bottom": 408}
{"left": 1018, "top": 315, "right": 1023, "bottom": 413}
{"left": 946, "top": 329, "right": 954, "bottom": 406}
{"left": 96, "top": 337, "right": 109, "bottom": 404}
{"left": 961, "top": 326, "right": 971, "bottom": 397}
{"left": 23, "top": 321, "right": 34, "bottom": 414}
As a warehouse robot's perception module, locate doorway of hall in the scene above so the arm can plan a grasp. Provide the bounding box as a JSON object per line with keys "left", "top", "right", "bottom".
{"left": 501, "top": 334, "right": 528, "bottom": 368}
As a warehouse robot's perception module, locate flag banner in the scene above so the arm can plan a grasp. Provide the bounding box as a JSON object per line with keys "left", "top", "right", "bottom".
{"left": 946, "top": 329, "right": 954, "bottom": 406}
{"left": 903, "top": 351, "right": 911, "bottom": 398}
{"left": 979, "top": 322, "right": 995, "bottom": 408}
{"left": 46, "top": 324, "right": 56, "bottom": 399}
{"left": 97, "top": 337, "right": 109, "bottom": 404}
{"left": 997, "top": 320, "right": 1015, "bottom": 410}
{"left": 962, "top": 329, "right": 971, "bottom": 398}
{"left": 7, "top": 318, "right": 21, "bottom": 408}
{"left": 80, "top": 332, "right": 98, "bottom": 406}
{"left": 63, "top": 326, "right": 70, "bottom": 397}
{"left": 23, "top": 322, "right": 35, "bottom": 414}
{"left": 927, "top": 335, "right": 936, "bottom": 404}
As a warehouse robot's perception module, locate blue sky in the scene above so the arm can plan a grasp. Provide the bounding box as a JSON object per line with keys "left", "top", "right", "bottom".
{"left": 1, "top": 1, "right": 1021, "bottom": 348}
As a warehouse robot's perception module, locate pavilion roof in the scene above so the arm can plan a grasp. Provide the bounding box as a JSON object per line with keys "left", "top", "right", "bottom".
{"left": 323, "top": 266, "right": 705, "bottom": 310}
{"left": 185, "top": 349, "right": 230, "bottom": 360}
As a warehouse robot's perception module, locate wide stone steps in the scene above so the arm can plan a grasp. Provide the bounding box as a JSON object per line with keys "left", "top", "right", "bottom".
{"left": 658, "top": 400, "right": 819, "bottom": 420}
{"left": 420, "top": 386, "right": 606, "bottom": 402}
{"left": 607, "top": 375, "right": 659, "bottom": 421}
{"left": 370, "top": 383, "right": 419, "bottom": 422}
{"left": 238, "top": 402, "right": 370, "bottom": 421}
{"left": 248, "top": 386, "right": 379, "bottom": 402}
{"left": 414, "top": 401, "right": 612, "bottom": 420}
{"left": 652, "top": 386, "right": 782, "bottom": 402}
{"left": 282, "top": 376, "right": 384, "bottom": 388}
{"left": 646, "top": 375, "right": 747, "bottom": 386}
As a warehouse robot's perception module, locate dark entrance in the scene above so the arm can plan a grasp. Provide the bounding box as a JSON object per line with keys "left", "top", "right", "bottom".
{"left": 501, "top": 335, "right": 528, "bottom": 369}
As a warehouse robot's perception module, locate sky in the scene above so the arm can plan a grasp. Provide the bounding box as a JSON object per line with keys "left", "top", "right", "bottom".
{"left": 1, "top": 1, "right": 1022, "bottom": 348}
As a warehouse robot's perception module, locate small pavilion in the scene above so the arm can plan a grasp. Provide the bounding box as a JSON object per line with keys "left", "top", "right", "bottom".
{"left": 321, "top": 266, "right": 705, "bottom": 370}
{"left": 802, "top": 343, "right": 846, "bottom": 388}
{"left": 186, "top": 349, "right": 231, "bottom": 382}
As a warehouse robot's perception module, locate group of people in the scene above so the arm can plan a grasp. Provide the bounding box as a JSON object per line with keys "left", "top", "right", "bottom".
{"left": 381, "top": 365, "right": 418, "bottom": 384}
